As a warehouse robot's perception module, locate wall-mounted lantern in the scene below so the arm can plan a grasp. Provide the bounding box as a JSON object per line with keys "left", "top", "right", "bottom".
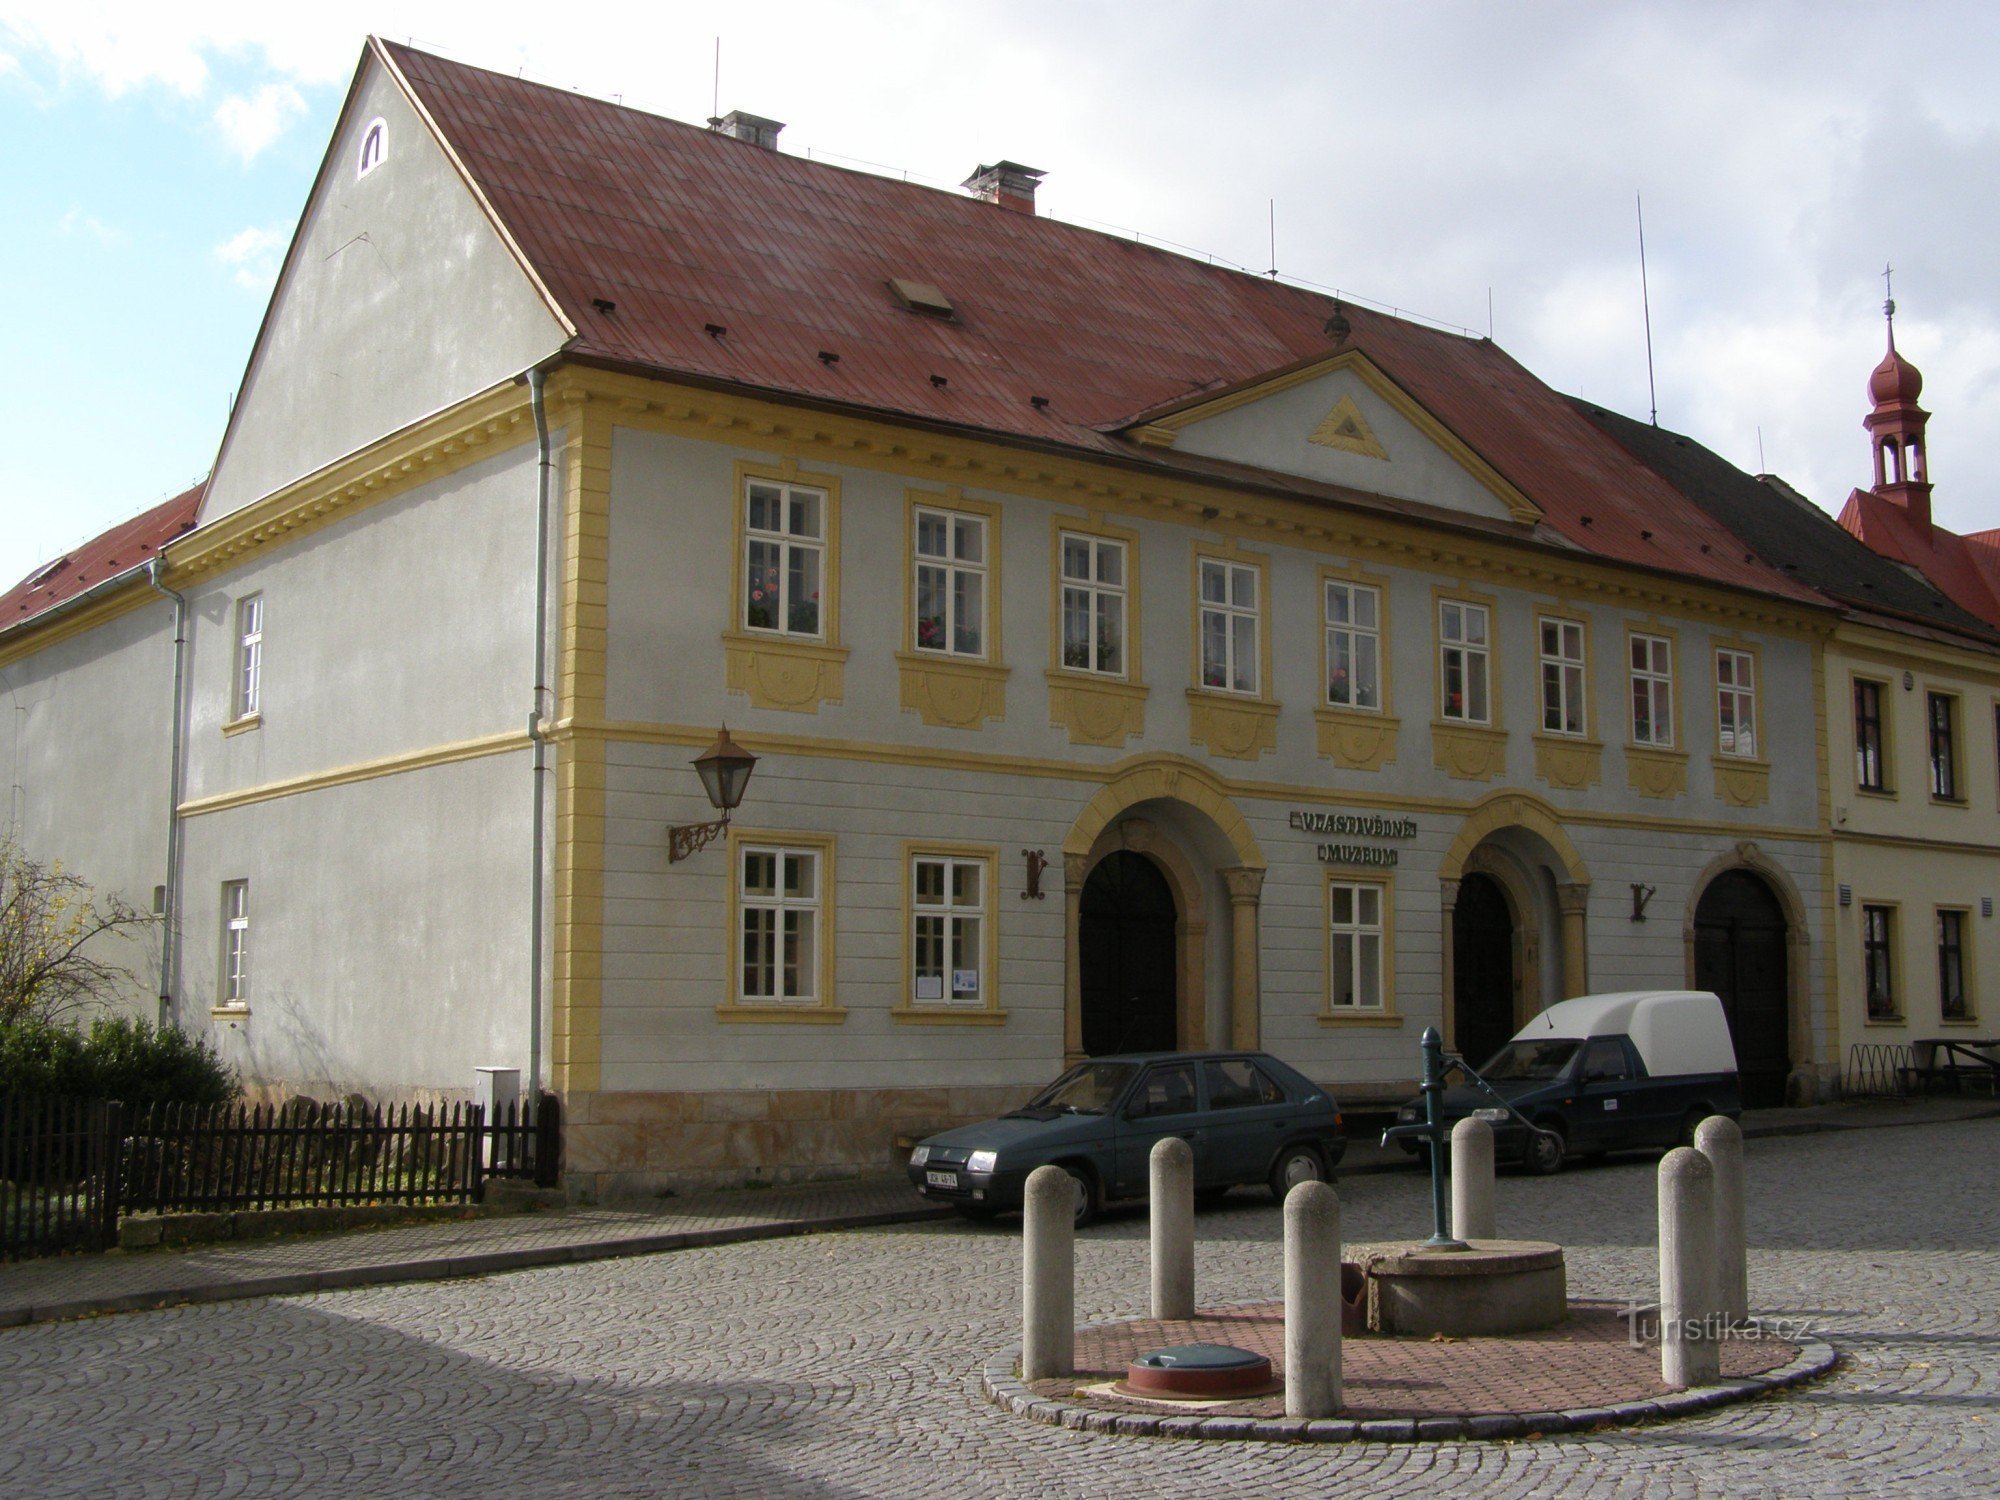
{"left": 668, "top": 726, "right": 758, "bottom": 863}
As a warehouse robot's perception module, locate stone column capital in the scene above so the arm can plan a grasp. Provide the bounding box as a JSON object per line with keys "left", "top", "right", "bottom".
{"left": 1557, "top": 882, "right": 1591, "bottom": 917}
{"left": 1062, "top": 852, "right": 1093, "bottom": 890}
{"left": 1221, "top": 865, "right": 1267, "bottom": 904}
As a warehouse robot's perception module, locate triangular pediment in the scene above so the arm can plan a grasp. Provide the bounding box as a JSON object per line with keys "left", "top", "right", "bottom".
{"left": 201, "top": 41, "right": 570, "bottom": 524}
{"left": 1126, "top": 350, "right": 1540, "bottom": 526}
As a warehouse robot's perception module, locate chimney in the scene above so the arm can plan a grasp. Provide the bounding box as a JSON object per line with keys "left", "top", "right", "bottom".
{"left": 962, "top": 160, "right": 1044, "bottom": 215}
{"left": 709, "top": 110, "right": 785, "bottom": 150}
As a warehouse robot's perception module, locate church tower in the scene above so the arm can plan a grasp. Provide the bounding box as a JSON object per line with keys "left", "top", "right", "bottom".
{"left": 1864, "top": 289, "right": 1933, "bottom": 532}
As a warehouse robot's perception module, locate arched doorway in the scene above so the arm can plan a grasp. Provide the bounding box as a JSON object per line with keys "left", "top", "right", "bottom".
{"left": 1453, "top": 872, "right": 1516, "bottom": 1067}
{"left": 1694, "top": 870, "right": 1790, "bottom": 1108}
{"left": 1079, "top": 852, "right": 1178, "bottom": 1055}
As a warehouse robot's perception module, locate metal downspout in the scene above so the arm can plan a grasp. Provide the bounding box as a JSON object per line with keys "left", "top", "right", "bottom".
{"left": 527, "top": 368, "right": 554, "bottom": 1103}
{"left": 146, "top": 557, "right": 188, "bottom": 1028}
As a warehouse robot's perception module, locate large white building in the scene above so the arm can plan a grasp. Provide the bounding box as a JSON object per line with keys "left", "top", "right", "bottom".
{"left": 9, "top": 39, "right": 1988, "bottom": 1195}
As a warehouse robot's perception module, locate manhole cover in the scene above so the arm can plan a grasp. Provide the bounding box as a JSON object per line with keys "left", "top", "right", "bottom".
{"left": 1123, "top": 1342, "right": 1276, "bottom": 1399}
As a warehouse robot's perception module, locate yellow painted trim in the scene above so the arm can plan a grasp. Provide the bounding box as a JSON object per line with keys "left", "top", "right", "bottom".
{"left": 1439, "top": 789, "right": 1591, "bottom": 884}
{"left": 723, "top": 633, "right": 850, "bottom": 713}
{"left": 179, "top": 730, "right": 528, "bottom": 818}
{"left": 1314, "top": 708, "right": 1400, "bottom": 770}
{"left": 589, "top": 718, "right": 1824, "bottom": 845}
{"left": 1307, "top": 393, "right": 1390, "bottom": 461}
{"left": 722, "top": 826, "right": 840, "bottom": 1019}
{"left": 1532, "top": 733, "right": 1604, "bottom": 792}
{"left": 169, "top": 383, "right": 537, "bottom": 584}
{"left": 898, "top": 841, "right": 1002, "bottom": 1019}
{"left": 551, "top": 379, "right": 613, "bottom": 1094}
{"left": 1132, "top": 348, "right": 1542, "bottom": 525}
{"left": 1710, "top": 754, "right": 1771, "bottom": 809}
{"left": 221, "top": 713, "right": 263, "bottom": 739}
{"left": 1833, "top": 621, "right": 2000, "bottom": 686}
{"left": 0, "top": 580, "right": 161, "bottom": 669}
{"left": 1433, "top": 721, "right": 1509, "bottom": 782}
{"left": 1063, "top": 754, "right": 1266, "bottom": 866}
{"left": 559, "top": 365, "right": 1834, "bottom": 639}
{"left": 1186, "top": 692, "right": 1281, "bottom": 761}
{"left": 1321, "top": 868, "right": 1397, "bottom": 1021}
{"left": 895, "top": 653, "right": 1009, "bottom": 729}
{"left": 1048, "top": 671, "right": 1148, "bottom": 748}
{"left": 1626, "top": 744, "right": 1690, "bottom": 800}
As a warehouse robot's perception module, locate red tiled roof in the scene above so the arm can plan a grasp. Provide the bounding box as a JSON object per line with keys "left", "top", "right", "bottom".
{"left": 383, "top": 41, "right": 1821, "bottom": 608}
{"left": 0, "top": 483, "right": 203, "bottom": 634}
{"left": 1838, "top": 489, "right": 2000, "bottom": 629}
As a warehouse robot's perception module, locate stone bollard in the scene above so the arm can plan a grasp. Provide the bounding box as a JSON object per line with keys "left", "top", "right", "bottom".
{"left": 1022, "top": 1164, "right": 1074, "bottom": 1380}
{"left": 1283, "top": 1179, "right": 1342, "bottom": 1418}
{"left": 1150, "top": 1136, "right": 1195, "bottom": 1320}
{"left": 1450, "top": 1116, "right": 1496, "bottom": 1241}
{"left": 1695, "top": 1115, "right": 1747, "bottom": 1327}
{"left": 1658, "top": 1146, "right": 1721, "bottom": 1389}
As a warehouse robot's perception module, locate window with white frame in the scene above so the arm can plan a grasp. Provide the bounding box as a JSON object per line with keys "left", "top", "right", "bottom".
{"left": 743, "top": 480, "right": 825, "bottom": 638}
{"left": 1059, "top": 533, "right": 1127, "bottom": 675}
{"left": 1629, "top": 633, "right": 1674, "bottom": 746}
{"left": 1328, "top": 880, "right": 1385, "bottom": 1010}
{"left": 357, "top": 118, "right": 387, "bottom": 179}
{"left": 219, "top": 880, "right": 249, "bottom": 1007}
{"left": 1716, "top": 648, "right": 1757, "bottom": 757}
{"left": 1324, "top": 580, "right": 1381, "bottom": 710}
{"left": 1198, "top": 558, "right": 1259, "bottom": 693}
{"left": 233, "top": 594, "right": 263, "bottom": 720}
{"left": 1539, "top": 617, "right": 1585, "bottom": 735}
{"left": 910, "top": 855, "right": 986, "bottom": 1006}
{"left": 738, "top": 844, "right": 821, "bottom": 1004}
{"left": 913, "top": 507, "right": 986, "bottom": 656}
{"left": 1438, "top": 600, "right": 1490, "bottom": 722}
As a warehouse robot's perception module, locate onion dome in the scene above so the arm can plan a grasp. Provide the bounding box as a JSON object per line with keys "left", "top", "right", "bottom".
{"left": 1870, "top": 343, "right": 1923, "bottom": 405}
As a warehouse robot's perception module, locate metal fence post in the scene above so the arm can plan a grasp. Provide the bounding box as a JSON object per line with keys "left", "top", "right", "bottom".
{"left": 535, "top": 1092, "right": 563, "bottom": 1188}
{"left": 100, "top": 1100, "right": 126, "bottom": 1251}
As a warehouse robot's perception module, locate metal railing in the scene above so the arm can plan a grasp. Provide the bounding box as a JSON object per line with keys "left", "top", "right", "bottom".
{"left": 0, "top": 1093, "right": 561, "bottom": 1260}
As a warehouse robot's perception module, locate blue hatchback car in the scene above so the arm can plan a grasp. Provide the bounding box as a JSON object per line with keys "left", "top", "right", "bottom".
{"left": 906, "top": 1051, "right": 1345, "bottom": 1226}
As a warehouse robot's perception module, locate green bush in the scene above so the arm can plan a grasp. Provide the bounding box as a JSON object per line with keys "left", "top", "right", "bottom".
{"left": 0, "top": 1015, "right": 238, "bottom": 1107}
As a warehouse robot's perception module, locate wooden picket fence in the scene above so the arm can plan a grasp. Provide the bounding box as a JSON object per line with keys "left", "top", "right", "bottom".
{"left": 0, "top": 1093, "right": 560, "bottom": 1260}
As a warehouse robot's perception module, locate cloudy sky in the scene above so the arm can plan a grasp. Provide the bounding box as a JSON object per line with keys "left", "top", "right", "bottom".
{"left": 3, "top": 1, "right": 1996, "bottom": 589}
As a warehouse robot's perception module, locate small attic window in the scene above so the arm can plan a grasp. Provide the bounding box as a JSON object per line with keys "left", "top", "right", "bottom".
{"left": 357, "top": 118, "right": 387, "bottom": 180}
{"left": 889, "top": 278, "right": 955, "bottom": 319}
{"left": 23, "top": 557, "right": 69, "bottom": 591}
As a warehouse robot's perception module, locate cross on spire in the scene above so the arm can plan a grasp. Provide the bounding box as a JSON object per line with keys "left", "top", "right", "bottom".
{"left": 1883, "top": 262, "right": 1897, "bottom": 343}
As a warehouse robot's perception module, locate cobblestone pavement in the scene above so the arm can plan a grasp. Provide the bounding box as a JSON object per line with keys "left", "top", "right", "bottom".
{"left": 0, "top": 1118, "right": 1993, "bottom": 1498}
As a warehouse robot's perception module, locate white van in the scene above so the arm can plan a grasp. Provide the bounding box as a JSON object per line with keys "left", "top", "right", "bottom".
{"left": 1393, "top": 990, "right": 1743, "bottom": 1174}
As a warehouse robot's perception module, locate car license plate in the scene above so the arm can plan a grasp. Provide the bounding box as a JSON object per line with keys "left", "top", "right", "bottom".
{"left": 1474, "top": 1108, "right": 1509, "bottom": 1123}
{"left": 925, "top": 1169, "right": 957, "bottom": 1189}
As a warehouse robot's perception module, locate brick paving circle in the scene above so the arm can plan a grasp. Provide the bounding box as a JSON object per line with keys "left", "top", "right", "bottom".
{"left": 0, "top": 1117, "right": 1993, "bottom": 1497}
{"left": 987, "top": 1299, "right": 1832, "bottom": 1441}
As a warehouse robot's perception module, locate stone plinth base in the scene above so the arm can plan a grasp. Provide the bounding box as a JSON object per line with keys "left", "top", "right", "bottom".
{"left": 1365, "top": 1240, "right": 1566, "bottom": 1337}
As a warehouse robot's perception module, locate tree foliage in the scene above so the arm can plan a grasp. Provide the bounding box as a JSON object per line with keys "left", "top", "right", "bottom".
{"left": 0, "top": 842, "right": 155, "bottom": 1025}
